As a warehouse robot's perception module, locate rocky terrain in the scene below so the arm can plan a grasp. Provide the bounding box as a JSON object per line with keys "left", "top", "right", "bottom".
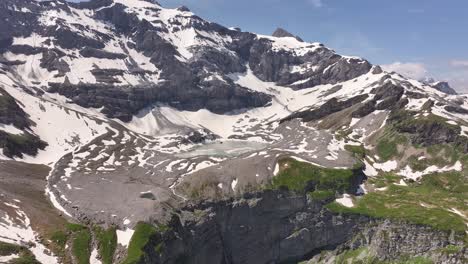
{"left": 0, "top": 0, "right": 467, "bottom": 263}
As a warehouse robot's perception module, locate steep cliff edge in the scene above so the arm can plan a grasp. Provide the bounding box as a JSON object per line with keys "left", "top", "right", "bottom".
{"left": 124, "top": 190, "right": 467, "bottom": 264}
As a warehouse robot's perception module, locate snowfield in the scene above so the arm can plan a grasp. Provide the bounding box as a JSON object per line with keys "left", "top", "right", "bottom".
{"left": 0, "top": 200, "right": 58, "bottom": 263}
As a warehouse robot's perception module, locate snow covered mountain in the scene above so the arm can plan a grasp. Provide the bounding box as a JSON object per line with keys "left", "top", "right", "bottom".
{"left": 0, "top": 0, "right": 467, "bottom": 263}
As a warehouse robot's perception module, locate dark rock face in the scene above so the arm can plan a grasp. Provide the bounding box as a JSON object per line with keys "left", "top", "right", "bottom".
{"left": 371, "top": 65, "right": 383, "bottom": 74}
{"left": 79, "top": 47, "right": 127, "bottom": 59}
{"left": 432, "top": 81, "right": 457, "bottom": 95}
{"left": 371, "top": 82, "right": 404, "bottom": 101}
{"left": 40, "top": 50, "right": 70, "bottom": 75}
{"left": 389, "top": 110, "right": 468, "bottom": 153}
{"left": 181, "top": 129, "right": 219, "bottom": 144}
{"left": 48, "top": 81, "right": 271, "bottom": 122}
{"left": 136, "top": 191, "right": 465, "bottom": 264}
{"left": 142, "top": 191, "right": 367, "bottom": 264}
{"left": 248, "top": 40, "right": 372, "bottom": 90}
{"left": 445, "top": 105, "right": 468, "bottom": 115}
{"left": 0, "top": 131, "right": 48, "bottom": 158}
{"left": 352, "top": 222, "right": 466, "bottom": 262}
{"left": 281, "top": 94, "right": 369, "bottom": 123}
{"left": 352, "top": 100, "right": 376, "bottom": 118}
{"left": 0, "top": 88, "right": 47, "bottom": 158}
{"left": 272, "top": 27, "right": 304, "bottom": 42}
{"left": 0, "top": 87, "right": 30, "bottom": 129}
{"left": 280, "top": 79, "right": 414, "bottom": 123}
{"left": 0, "top": 0, "right": 375, "bottom": 122}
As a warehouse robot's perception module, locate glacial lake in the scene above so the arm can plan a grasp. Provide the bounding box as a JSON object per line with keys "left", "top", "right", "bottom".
{"left": 175, "top": 140, "right": 268, "bottom": 158}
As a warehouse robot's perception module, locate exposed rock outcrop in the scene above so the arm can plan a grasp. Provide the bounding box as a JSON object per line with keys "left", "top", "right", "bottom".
{"left": 0, "top": 0, "right": 375, "bottom": 121}
{"left": 0, "top": 88, "right": 47, "bottom": 158}
{"left": 135, "top": 191, "right": 466, "bottom": 264}
{"left": 272, "top": 27, "right": 304, "bottom": 42}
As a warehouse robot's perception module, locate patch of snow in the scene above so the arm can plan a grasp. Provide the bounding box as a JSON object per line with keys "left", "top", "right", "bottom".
{"left": 325, "top": 137, "right": 345, "bottom": 160}
{"left": 394, "top": 179, "right": 407, "bottom": 186}
{"left": 46, "top": 186, "right": 72, "bottom": 218}
{"left": 336, "top": 194, "right": 354, "bottom": 207}
{"left": 0, "top": 74, "right": 109, "bottom": 165}
{"left": 375, "top": 187, "right": 388, "bottom": 191}
{"left": 0, "top": 254, "right": 20, "bottom": 262}
{"left": 446, "top": 120, "right": 458, "bottom": 126}
{"left": 363, "top": 160, "right": 378, "bottom": 177}
{"left": 90, "top": 248, "right": 102, "bottom": 264}
{"left": 349, "top": 118, "right": 361, "bottom": 127}
{"left": 116, "top": 228, "right": 134, "bottom": 248}
{"left": 398, "top": 161, "right": 463, "bottom": 181}
{"left": 0, "top": 124, "right": 23, "bottom": 135}
{"left": 231, "top": 178, "right": 238, "bottom": 191}
{"left": 373, "top": 160, "right": 398, "bottom": 172}
{"left": 448, "top": 208, "right": 467, "bottom": 219}
{"left": 0, "top": 205, "right": 58, "bottom": 263}
{"left": 290, "top": 156, "right": 324, "bottom": 167}
{"left": 273, "top": 162, "right": 280, "bottom": 176}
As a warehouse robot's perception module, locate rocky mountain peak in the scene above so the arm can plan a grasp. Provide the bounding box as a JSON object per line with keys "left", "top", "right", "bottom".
{"left": 272, "top": 27, "right": 304, "bottom": 42}
{"left": 432, "top": 81, "right": 458, "bottom": 95}
{"left": 420, "top": 77, "right": 458, "bottom": 95}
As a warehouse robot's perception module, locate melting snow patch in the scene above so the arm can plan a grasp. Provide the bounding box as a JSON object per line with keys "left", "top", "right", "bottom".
{"left": 325, "top": 137, "right": 344, "bottom": 160}
{"left": 394, "top": 179, "right": 407, "bottom": 186}
{"left": 349, "top": 118, "right": 361, "bottom": 127}
{"left": 373, "top": 160, "right": 398, "bottom": 172}
{"left": 375, "top": 187, "right": 388, "bottom": 191}
{"left": 446, "top": 120, "right": 458, "bottom": 126}
{"left": 363, "top": 160, "right": 378, "bottom": 177}
{"left": 273, "top": 162, "right": 280, "bottom": 176}
{"left": 116, "top": 228, "right": 134, "bottom": 248}
{"left": 290, "top": 156, "right": 324, "bottom": 167}
{"left": 0, "top": 254, "right": 20, "bottom": 262}
{"left": 461, "top": 126, "right": 468, "bottom": 136}
{"left": 165, "top": 160, "right": 184, "bottom": 172}
{"left": 90, "top": 248, "right": 102, "bottom": 264}
{"left": 0, "top": 205, "right": 58, "bottom": 263}
{"left": 336, "top": 194, "right": 354, "bottom": 207}
{"left": 189, "top": 160, "right": 216, "bottom": 174}
{"left": 231, "top": 179, "right": 238, "bottom": 191}
{"left": 398, "top": 161, "right": 463, "bottom": 181}
{"left": 0, "top": 124, "right": 23, "bottom": 135}
{"left": 448, "top": 208, "right": 467, "bottom": 219}
{"left": 46, "top": 186, "right": 72, "bottom": 218}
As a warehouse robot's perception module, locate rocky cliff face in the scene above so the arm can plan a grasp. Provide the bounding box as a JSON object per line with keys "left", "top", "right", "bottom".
{"left": 140, "top": 191, "right": 367, "bottom": 264}
{"left": 135, "top": 191, "right": 467, "bottom": 264}
{"left": 0, "top": 0, "right": 372, "bottom": 121}
{"left": 0, "top": 87, "right": 47, "bottom": 158}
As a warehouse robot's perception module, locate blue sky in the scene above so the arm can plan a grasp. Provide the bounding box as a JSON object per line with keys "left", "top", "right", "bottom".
{"left": 71, "top": 0, "right": 468, "bottom": 92}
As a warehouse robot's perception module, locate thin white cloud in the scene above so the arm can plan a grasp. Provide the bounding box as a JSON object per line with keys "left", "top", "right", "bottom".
{"left": 381, "top": 62, "right": 428, "bottom": 80}
{"left": 450, "top": 60, "right": 468, "bottom": 67}
{"left": 309, "top": 0, "right": 323, "bottom": 8}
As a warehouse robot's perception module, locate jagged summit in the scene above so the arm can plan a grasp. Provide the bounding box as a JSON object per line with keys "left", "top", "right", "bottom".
{"left": 272, "top": 27, "right": 304, "bottom": 42}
